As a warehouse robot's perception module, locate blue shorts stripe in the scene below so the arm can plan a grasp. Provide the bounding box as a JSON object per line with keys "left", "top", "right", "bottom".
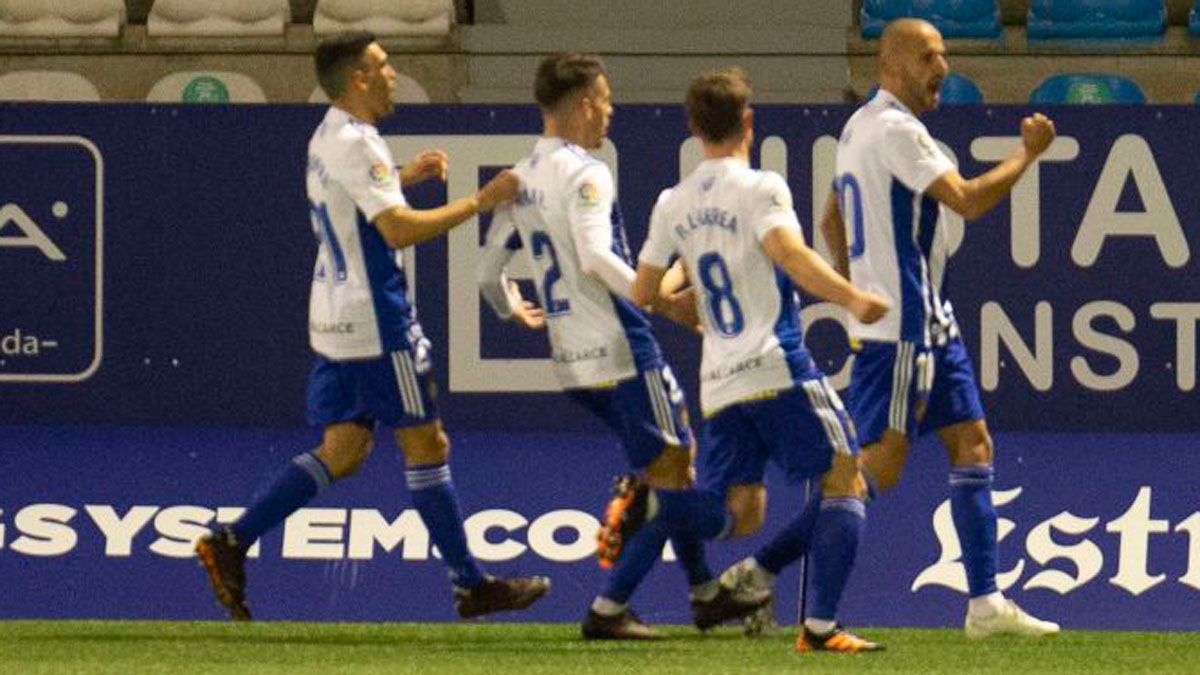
{"left": 802, "top": 379, "right": 850, "bottom": 455}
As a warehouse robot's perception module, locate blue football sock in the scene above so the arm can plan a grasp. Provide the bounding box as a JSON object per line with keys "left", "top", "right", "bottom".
{"left": 806, "top": 496, "right": 866, "bottom": 622}
{"left": 602, "top": 521, "right": 669, "bottom": 604}
{"left": 230, "top": 452, "right": 332, "bottom": 550}
{"left": 950, "top": 464, "right": 999, "bottom": 597}
{"left": 651, "top": 488, "right": 728, "bottom": 540}
{"left": 670, "top": 534, "right": 714, "bottom": 586}
{"left": 754, "top": 488, "right": 821, "bottom": 575}
{"left": 407, "top": 464, "right": 484, "bottom": 589}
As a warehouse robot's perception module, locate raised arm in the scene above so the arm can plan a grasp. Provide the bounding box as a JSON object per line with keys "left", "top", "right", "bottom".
{"left": 373, "top": 169, "right": 518, "bottom": 249}
{"left": 924, "top": 113, "right": 1056, "bottom": 220}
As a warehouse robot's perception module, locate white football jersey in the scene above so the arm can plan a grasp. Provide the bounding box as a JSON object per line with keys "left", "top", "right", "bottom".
{"left": 484, "top": 137, "right": 661, "bottom": 388}
{"left": 834, "top": 89, "right": 958, "bottom": 347}
{"left": 639, "top": 158, "right": 821, "bottom": 414}
{"left": 306, "top": 107, "right": 415, "bottom": 360}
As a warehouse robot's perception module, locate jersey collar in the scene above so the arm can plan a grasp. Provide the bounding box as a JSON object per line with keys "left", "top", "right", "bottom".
{"left": 872, "top": 88, "right": 914, "bottom": 116}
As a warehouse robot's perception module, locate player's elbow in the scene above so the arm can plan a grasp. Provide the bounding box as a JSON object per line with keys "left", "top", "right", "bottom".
{"left": 372, "top": 210, "right": 412, "bottom": 249}
{"left": 577, "top": 250, "right": 602, "bottom": 279}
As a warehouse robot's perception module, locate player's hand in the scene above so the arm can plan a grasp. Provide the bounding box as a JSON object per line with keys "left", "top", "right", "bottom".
{"left": 399, "top": 149, "right": 448, "bottom": 186}
{"left": 477, "top": 169, "right": 519, "bottom": 212}
{"left": 849, "top": 291, "right": 890, "bottom": 324}
{"left": 653, "top": 289, "right": 701, "bottom": 334}
{"left": 507, "top": 280, "right": 545, "bottom": 330}
{"left": 1021, "top": 113, "right": 1056, "bottom": 157}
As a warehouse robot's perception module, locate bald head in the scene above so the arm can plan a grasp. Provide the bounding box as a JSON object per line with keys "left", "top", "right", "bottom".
{"left": 879, "top": 19, "right": 940, "bottom": 75}
{"left": 877, "top": 18, "right": 948, "bottom": 114}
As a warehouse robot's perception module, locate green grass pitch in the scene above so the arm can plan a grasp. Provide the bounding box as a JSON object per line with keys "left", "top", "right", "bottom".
{"left": 1, "top": 621, "right": 1193, "bottom": 674}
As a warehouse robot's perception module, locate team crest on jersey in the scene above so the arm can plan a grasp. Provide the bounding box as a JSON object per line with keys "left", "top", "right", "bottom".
{"left": 915, "top": 131, "right": 938, "bottom": 159}
{"left": 578, "top": 181, "right": 600, "bottom": 206}
{"left": 769, "top": 189, "right": 792, "bottom": 210}
{"left": 369, "top": 161, "right": 393, "bottom": 186}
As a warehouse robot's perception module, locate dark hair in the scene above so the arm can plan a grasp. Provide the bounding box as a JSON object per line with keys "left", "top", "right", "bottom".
{"left": 534, "top": 53, "right": 607, "bottom": 110}
{"left": 315, "top": 31, "right": 376, "bottom": 99}
{"left": 686, "top": 68, "right": 752, "bottom": 143}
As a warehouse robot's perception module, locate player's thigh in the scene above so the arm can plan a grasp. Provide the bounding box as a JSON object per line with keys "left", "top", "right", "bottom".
{"left": 849, "top": 340, "right": 927, "bottom": 445}
{"left": 747, "top": 380, "right": 852, "bottom": 487}
{"left": 697, "top": 406, "right": 768, "bottom": 499}
{"left": 922, "top": 337, "right": 987, "bottom": 441}
{"left": 860, "top": 428, "right": 910, "bottom": 491}
{"left": 571, "top": 365, "right": 693, "bottom": 479}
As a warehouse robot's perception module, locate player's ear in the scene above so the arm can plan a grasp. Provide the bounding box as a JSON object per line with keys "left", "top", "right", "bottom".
{"left": 742, "top": 108, "right": 754, "bottom": 143}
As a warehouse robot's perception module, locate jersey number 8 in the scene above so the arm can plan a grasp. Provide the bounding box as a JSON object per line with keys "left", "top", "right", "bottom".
{"left": 697, "top": 252, "right": 745, "bottom": 337}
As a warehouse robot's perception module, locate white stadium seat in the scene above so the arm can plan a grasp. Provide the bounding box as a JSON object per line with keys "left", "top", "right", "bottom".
{"left": 308, "top": 72, "right": 431, "bottom": 104}
{"left": 0, "top": 71, "right": 102, "bottom": 101}
{"left": 0, "top": 0, "right": 125, "bottom": 37}
{"left": 147, "top": 71, "right": 268, "bottom": 103}
{"left": 314, "top": 0, "right": 453, "bottom": 37}
{"left": 148, "top": 0, "right": 290, "bottom": 37}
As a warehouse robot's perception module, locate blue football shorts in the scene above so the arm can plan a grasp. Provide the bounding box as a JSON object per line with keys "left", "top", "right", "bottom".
{"left": 564, "top": 363, "right": 692, "bottom": 470}
{"left": 307, "top": 339, "right": 439, "bottom": 429}
{"left": 698, "top": 376, "right": 857, "bottom": 495}
{"left": 847, "top": 336, "right": 985, "bottom": 446}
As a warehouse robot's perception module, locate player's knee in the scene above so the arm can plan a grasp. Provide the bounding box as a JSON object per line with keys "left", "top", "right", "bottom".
{"left": 861, "top": 435, "right": 907, "bottom": 492}
{"left": 644, "top": 445, "right": 692, "bottom": 490}
{"left": 725, "top": 486, "right": 766, "bottom": 537}
{"left": 397, "top": 423, "right": 450, "bottom": 466}
{"left": 319, "top": 438, "right": 373, "bottom": 479}
{"left": 821, "top": 453, "right": 866, "bottom": 499}
{"left": 953, "top": 434, "right": 993, "bottom": 466}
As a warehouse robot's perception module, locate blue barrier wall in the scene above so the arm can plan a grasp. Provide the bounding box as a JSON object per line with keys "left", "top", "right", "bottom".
{"left": 1, "top": 104, "right": 1197, "bottom": 628}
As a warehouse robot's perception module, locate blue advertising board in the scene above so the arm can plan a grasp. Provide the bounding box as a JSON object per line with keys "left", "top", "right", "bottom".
{"left": 0, "top": 103, "right": 1196, "bottom": 628}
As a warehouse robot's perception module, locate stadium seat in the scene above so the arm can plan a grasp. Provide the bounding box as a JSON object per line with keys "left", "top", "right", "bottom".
{"left": 1029, "top": 73, "right": 1146, "bottom": 104}
{"left": 1027, "top": 0, "right": 1166, "bottom": 40}
{"left": 309, "top": 73, "right": 431, "bottom": 104}
{"left": 146, "top": 72, "right": 268, "bottom": 103}
{"left": 0, "top": 0, "right": 125, "bottom": 37}
{"left": 939, "top": 73, "right": 984, "bottom": 103}
{"left": 0, "top": 71, "right": 102, "bottom": 101}
{"left": 1191, "top": 0, "right": 1200, "bottom": 36}
{"left": 148, "top": 0, "right": 289, "bottom": 37}
{"left": 861, "top": 0, "right": 1001, "bottom": 39}
{"left": 314, "top": 0, "right": 454, "bottom": 37}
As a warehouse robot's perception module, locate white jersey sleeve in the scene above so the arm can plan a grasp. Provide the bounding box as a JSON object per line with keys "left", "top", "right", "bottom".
{"left": 881, "top": 118, "right": 955, "bottom": 194}
{"left": 568, "top": 163, "right": 634, "bottom": 298}
{"left": 748, "top": 172, "right": 801, "bottom": 241}
{"left": 638, "top": 188, "right": 677, "bottom": 268}
{"left": 477, "top": 205, "right": 521, "bottom": 319}
{"left": 336, "top": 134, "right": 408, "bottom": 221}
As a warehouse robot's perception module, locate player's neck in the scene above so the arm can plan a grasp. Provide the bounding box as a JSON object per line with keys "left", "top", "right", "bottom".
{"left": 542, "top": 117, "right": 591, "bottom": 149}
{"left": 333, "top": 100, "right": 378, "bottom": 126}
{"left": 879, "top": 83, "right": 921, "bottom": 115}
{"left": 702, "top": 139, "right": 749, "bottom": 163}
